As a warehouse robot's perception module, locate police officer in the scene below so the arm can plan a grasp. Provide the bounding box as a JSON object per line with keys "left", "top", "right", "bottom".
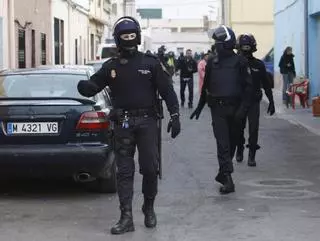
{"left": 190, "top": 26, "right": 253, "bottom": 194}
{"left": 77, "top": 16, "right": 181, "bottom": 234}
{"left": 235, "top": 34, "right": 275, "bottom": 166}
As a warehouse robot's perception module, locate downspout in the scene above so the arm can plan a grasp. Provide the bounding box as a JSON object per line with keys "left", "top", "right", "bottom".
{"left": 304, "top": 0, "right": 309, "bottom": 78}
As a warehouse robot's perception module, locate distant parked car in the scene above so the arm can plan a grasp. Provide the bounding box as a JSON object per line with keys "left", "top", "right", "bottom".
{"left": 0, "top": 66, "right": 116, "bottom": 193}
{"left": 262, "top": 47, "right": 274, "bottom": 89}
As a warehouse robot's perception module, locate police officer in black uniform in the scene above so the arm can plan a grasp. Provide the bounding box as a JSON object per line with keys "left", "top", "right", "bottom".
{"left": 235, "top": 34, "right": 275, "bottom": 166}
{"left": 190, "top": 26, "right": 253, "bottom": 194}
{"left": 77, "top": 16, "right": 181, "bottom": 235}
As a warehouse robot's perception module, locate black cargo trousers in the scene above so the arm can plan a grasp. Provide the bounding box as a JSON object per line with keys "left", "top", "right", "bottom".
{"left": 238, "top": 99, "right": 261, "bottom": 151}
{"left": 113, "top": 114, "right": 159, "bottom": 207}
{"left": 209, "top": 98, "right": 241, "bottom": 174}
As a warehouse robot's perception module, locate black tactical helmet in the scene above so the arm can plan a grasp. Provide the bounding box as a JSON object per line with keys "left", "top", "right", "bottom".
{"left": 211, "top": 25, "right": 236, "bottom": 50}
{"left": 112, "top": 16, "right": 141, "bottom": 47}
{"left": 237, "top": 33, "right": 257, "bottom": 53}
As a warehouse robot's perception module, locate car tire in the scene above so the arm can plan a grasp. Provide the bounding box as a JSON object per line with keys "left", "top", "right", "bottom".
{"left": 85, "top": 151, "right": 117, "bottom": 194}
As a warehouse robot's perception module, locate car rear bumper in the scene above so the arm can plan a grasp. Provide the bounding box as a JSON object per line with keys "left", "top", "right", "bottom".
{"left": 0, "top": 143, "right": 113, "bottom": 178}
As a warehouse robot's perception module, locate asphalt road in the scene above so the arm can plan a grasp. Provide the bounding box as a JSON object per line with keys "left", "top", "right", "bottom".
{"left": 1, "top": 79, "right": 320, "bottom": 241}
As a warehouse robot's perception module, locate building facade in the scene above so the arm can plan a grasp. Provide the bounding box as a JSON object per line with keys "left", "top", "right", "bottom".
{"left": 89, "top": 0, "right": 110, "bottom": 61}
{"left": 219, "top": 0, "right": 274, "bottom": 59}
{"left": 274, "top": 0, "right": 320, "bottom": 97}
{"left": 51, "top": 0, "right": 90, "bottom": 65}
{"left": 0, "top": 0, "right": 15, "bottom": 70}
{"left": 14, "top": 0, "right": 52, "bottom": 68}
{"left": 140, "top": 18, "right": 216, "bottom": 54}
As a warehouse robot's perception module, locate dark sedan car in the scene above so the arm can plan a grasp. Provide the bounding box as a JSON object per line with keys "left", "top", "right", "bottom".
{"left": 0, "top": 67, "right": 116, "bottom": 193}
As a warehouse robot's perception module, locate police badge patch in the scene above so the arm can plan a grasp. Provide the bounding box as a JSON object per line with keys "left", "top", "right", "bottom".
{"left": 111, "top": 69, "right": 116, "bottom": 78}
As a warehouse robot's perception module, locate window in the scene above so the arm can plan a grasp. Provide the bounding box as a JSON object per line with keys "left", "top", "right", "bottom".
{"left": 101, "top": 47, "right": 117, "bottom": 58}
{"left": 0, "top": 73, "right": 89, "bottom": 99}
{"left": 75, "top": 39, "right": 78, "bottom": 65}
{"left": 54, "top": 18, "right": 64, "bottom": 64}
{"left": 18, "top": 29, "right": 26, "bottom": 68}
{"left": 31, "top": 29, "right": 35, "bottom": 67}
{"left": 90, "top": 34, "right": 94, "bottom": 60}
{"left": 41, "top": 33, "right": 46, "bottom": 65}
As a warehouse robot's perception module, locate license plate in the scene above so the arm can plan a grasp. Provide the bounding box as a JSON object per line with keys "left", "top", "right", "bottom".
{"left": 6, "top": 122, "right": 59, "bottom": 135}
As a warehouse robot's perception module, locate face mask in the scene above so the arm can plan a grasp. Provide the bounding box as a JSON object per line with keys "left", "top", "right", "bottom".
{"left": 119, "top": 32, "right": 139, "bottom": 50}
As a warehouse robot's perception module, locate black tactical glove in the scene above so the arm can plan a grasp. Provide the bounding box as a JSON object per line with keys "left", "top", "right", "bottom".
{"left": 77, "top": 80, "right": 98, "bottom": 97}
{"left": 190, "top": 106, "right": 203, "bottom": 120}
{"left": 167, "top": 114, "right": 181, "bottom": 139}
{"left": 267, "top": 101, "right": 275, "bottom": 116}
{"left": 190, "top": 93, "right": 206, "bottom": 120}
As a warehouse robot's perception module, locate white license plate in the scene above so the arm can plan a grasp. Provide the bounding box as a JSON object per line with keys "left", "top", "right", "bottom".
{"left": 7, "top": 122, "right": 59, "bottom": 135}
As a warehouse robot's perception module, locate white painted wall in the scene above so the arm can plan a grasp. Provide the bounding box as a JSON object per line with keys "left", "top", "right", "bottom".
{"left": 0, "top": 0, "right": 9, "bottom": 70}
{"left": 51, "top": 0, "right": 70, "bottom": 64}
{"left": 0, "top": 0, "right": 15, "bottom": 69}
{"left": 51, "top": 0, "right": 90, "bottom": 65}
{"left": 69, "top": 7, "right": 89, "bottom": 64}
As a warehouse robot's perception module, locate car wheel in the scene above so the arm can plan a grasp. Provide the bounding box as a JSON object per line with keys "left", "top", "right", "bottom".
{"left": 85, "top": 151, "right": 117, "bottom": 194}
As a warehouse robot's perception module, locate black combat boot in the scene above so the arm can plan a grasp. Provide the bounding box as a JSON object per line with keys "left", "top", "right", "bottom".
{"left": 248, "top": 149, "right": 257, "bottom": 167}
{"left": 181, "top": 101, "right": 184, "bottom": 107}
{"left": 142, "top": 197, "right": 157, "bottom": 228}
{"left": 215, "top": 172, "right": 227, "bottom": 185}
{"left": 219, "top": 173, "right": 235, "bottom": 195}
{"left": 236, "top": 146, "right": 244, "bottom": 163}
{"left": 110, "top": 205, "right": 135, "bottom": 235}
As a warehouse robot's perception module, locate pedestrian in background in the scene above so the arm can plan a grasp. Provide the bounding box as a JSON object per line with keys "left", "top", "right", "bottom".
{"left": 197, "top": 52, "right": 209, "bottom": 95}
{"left": 278, "top": 46, "right": 296, "bottom": 106}
{"left": 176, "top": 49, "right": 198, "bottom": 108}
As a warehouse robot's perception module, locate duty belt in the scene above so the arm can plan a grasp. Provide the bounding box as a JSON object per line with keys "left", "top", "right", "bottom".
{"left": 206, "top": 93, "right": 240, "bottom": 106}
{"left": 117, "top": 108, "right": 157, "bottom": 117}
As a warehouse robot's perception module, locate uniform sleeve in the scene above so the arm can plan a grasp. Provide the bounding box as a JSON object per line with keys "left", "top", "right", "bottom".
{"left": 154, "top": 60, "right": 180, "bottom": 115}
{"left": 260, "top": 61, "right": 274, "bottom": 103}
{"left": 77, "top": 62, "right": 110, "bottom": 97}
{"left": 239, "top": 58, "right": 254, "bottom": 108}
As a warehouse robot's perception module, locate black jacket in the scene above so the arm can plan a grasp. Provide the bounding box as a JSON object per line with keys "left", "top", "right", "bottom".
{"left": 247, "top": 55, "right": 274, "bottom": 103}
{"left": 177, "top": 57, "right": 197, "bottom": 78}
{"left": 77, "top": 51, "right": 179, "bottom": 115}
{"left": 279, "top": 53, "right": 296, "bottom": 75}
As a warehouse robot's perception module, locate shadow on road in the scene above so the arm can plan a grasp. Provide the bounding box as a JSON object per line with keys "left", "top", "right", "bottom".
{"left": 0, "top": 178, "right": 114, "bottom": 200}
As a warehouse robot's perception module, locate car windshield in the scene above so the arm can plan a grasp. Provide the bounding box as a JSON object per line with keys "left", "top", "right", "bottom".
{"left": 0, "top": 73, "right": 88, "bottom": 99}
{"left": 101, "top": 47, "right": 117, "bottom": 58}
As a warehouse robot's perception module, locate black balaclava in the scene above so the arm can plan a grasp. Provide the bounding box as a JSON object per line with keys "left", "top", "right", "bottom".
{"left": 239, "top": 45, "right": 254, "bottom": 59}
{"left": 118, "top": 30, "right": 139, "bottom": 58}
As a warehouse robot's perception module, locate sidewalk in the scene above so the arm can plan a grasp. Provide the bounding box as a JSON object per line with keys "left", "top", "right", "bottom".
{"left": 263, "top": 89, "right": 320, "bottom": 136}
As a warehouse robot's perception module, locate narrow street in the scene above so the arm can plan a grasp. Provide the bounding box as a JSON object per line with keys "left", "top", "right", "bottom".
{"left": 0, "top": 80, "right": 320, "bottom": 241}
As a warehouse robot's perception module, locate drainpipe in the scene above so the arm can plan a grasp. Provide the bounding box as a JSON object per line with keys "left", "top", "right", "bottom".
{"left": 304, "top": 0, "right": 309, "bottom": 78}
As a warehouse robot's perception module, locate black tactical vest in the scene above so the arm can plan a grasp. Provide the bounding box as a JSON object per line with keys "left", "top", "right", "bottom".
{"left": 208, "top": 54, "right": 242, "bottom": 98}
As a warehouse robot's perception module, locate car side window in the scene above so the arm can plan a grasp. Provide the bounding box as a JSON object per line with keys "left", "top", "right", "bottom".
{"left": 95, "top": 92, "right": 108, "bottom": 109}
{"left": 102, "top": 89, "right": 112, "bottom": 106}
